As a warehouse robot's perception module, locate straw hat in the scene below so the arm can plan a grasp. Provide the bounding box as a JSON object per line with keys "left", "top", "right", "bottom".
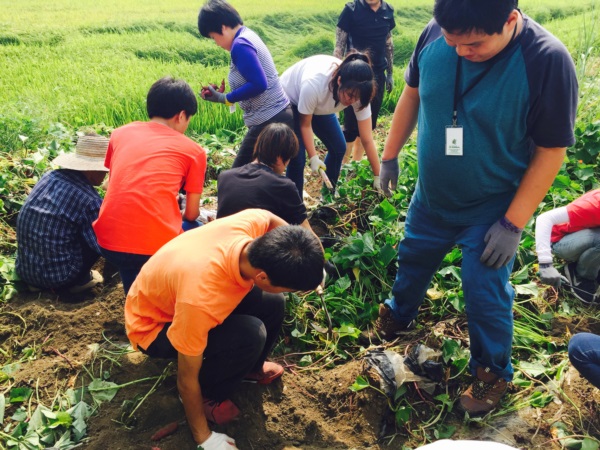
{"left": 52, "top": 134, "right": 110, "bottom": 172}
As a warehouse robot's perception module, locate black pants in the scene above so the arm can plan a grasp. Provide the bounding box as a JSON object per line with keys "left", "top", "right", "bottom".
{"left": 342, "top": 70, "right": 386, "bottom": 142}
{"left": 231, "top": 105, "right": 294, "bottom": 168}
{"left": 144, "top": 286, "right": 285, "bottom": 401}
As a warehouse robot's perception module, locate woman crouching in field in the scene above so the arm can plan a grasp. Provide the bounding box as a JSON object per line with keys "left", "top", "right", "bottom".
{"left": 198, "top": 0, "right": 293, "bottom": 168}
{"left": 279, "top": 52, "right": 381, "bottom": 197}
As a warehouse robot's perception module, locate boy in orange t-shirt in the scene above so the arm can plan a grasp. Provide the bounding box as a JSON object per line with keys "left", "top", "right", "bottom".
{"left": 125, "top": 209, "right": 324, "bottom": 449}
{"left": 93, "top": 77, "right": 207, "bottom": 294}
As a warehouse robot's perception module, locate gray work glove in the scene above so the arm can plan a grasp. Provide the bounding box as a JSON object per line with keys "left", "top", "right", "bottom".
{"left": 380, "top": 158, "right": 399, "bottom": 197}
{"left": 201, "top": 85, "right": 227, "bottom": 104}
{"left": 538, "top": 263, "right": 568, "bottom": 288}
{"left": 385, "top": 72, "right": 394, "bottom": 93}
{"left": 480, "top": 217, "right": 523, "bottom": 269}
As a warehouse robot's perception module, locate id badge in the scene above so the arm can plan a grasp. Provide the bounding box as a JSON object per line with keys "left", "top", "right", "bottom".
{"left": 445, "top": 126, "right": 463, "bottom": 156}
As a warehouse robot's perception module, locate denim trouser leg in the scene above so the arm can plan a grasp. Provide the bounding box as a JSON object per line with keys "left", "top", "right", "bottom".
{"left": 458, "top": 224, "right": 515, "bottom": 381}
{"left": 385, "top": 200, "right": 515, "bottom": 381}
{"left": 568, "top": 332, "right": 600, "bottom": 388}
{"left": 552, "top": 229, "right": 600, "bottom": 281}
{"left": 287, "top": 108, "right": 347, "bottom": 195}
{"left": 384, "top": 201, "right": 455, "bottom": 322}
{"left": 312, "top": 114, "right": 347, "bottom": 188}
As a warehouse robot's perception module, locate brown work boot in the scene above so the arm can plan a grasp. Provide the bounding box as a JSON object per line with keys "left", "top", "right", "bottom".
{"left": 373, "top": 304, "right": 415, "bottom": 339}
{"left": 459, "top": 366, "right": 507, "bottom": 415}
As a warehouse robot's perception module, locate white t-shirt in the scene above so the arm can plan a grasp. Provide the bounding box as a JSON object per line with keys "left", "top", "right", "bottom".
{"left": 280, "top": 54, "right": 371, "bottom": 121}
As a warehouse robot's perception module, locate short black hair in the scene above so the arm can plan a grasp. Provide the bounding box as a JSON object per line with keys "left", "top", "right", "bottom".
{"left": 146, "top": 77, "right": 198, "bottom": 119}
{"left": 434, "top": 0, "right": 517, "bottom": 35}
{"left": 253, "top": 123, "right": 299, "bottom": 167}
{"left": 198, "top": 0, "right": 243, "bottom": 38}
{"left": 248, "top": 226, "right": 324, "bottom": 291}
{"left": 330, "top": 51, "right": 375, "bottom": 110}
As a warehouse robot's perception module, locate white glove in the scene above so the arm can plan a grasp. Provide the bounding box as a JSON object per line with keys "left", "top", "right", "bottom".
{"left": 373, "top": 175, "right": 382, "bottom": 192}
{"left": 309, "top": 155, "right": 327, "bottom": 175}
{"left": 198, "top": 432, "right": 238, "bottom": 450}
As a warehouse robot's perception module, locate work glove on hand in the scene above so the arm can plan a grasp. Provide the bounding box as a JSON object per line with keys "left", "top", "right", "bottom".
{"left": 379, "top": 158, "right": 399, "bottom": 197}
{"left": 198, "top": 432, "right": 238, "bottom": 450}
{"left": 538, "top": 263, "right": 568, "bottom": 288}
{"left": 201, "top": 85, "right": 228, "bottom": 104}
{"left": 373, "top": 175, "right": 382, "bottom": 193}
{"left": 309, "top": 155, "right": 327, "bottom": 175}
{"left": 480, "top": 217, "right": 523, "bottom": 269}
{"left": 385, "top": 72, "right": 394, "bottom": 93}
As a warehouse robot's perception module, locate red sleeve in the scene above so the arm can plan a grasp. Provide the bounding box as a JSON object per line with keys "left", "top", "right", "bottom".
{"left": 183, "top": 144, "right": 207, "bottom": 194}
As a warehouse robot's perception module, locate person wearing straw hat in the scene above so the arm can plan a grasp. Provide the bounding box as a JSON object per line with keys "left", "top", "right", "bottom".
{"left": 16, "top": 134, "right": 109, "bottom": 294}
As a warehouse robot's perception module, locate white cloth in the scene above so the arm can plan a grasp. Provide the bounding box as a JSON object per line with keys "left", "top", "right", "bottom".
{"left": 280, "top": 54, "right": 371, "bottom": 121}
{"left": 535, "top": 207, "right": 569, "bottom": 264}
{"left": 417, "top": 440, "right": 517, "bottom": 450}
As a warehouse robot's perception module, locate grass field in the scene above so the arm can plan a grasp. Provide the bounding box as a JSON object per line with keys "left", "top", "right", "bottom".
{"left": 0, "top": 0, "right": 597, "bottom": 150}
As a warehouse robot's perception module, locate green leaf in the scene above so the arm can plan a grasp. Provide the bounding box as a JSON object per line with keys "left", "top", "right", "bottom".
{"left": 87, "top": 379, "right": 119, "bottom": 405}
{"left": 377, "top": 244, "right": 397, "bottom": 267}
{"left": 434, "top": 423, "right": 457, "bottom": 439}
{"left": 581, "top": 438, "right": 600, "bottom": 450}
{"left": 518, "top": 361, "right": 549, "bottom": 377}
{"left": 48, "top": 411, "right": 73, "bottom": 429}
{"left": 349, "top": 375, "right": 370, "bottom": 392}
{"left": 298, "top": 355, "right": 313, "bottom": 367}
{"left": 529, "top": 391, "right": 554, "bottom": 408}
{"left": 9, "top": 387, "right": 32, "bottom": 404}
{"left": 434, "top": 393, "right": 454, "bottom": 411}
{"left": 438, "top": 265, "right": 462, "bottom": 282}
{"left": 394, "top": 385, "right": 407, "bottom": 402}
{"left": 11, "top": 407, "right": 27, "bottom": 422}
{"left": 336, "top": 323, "right": 361, "bottom": 339}
{"left": 514, "top": 282, "right": 539, "bottom": 297}
{"left": 394, "top": 406, "right": 411, "bottom": 426}
{"left": 334, "top": 276, "right": 352, "bottom": 292}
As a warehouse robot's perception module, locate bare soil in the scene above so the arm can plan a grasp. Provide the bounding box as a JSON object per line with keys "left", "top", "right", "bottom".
{"left": 2, "top": 264, "right": 599, "bottom": 450}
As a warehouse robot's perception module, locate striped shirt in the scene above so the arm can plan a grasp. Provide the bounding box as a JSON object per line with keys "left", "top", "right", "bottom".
{"left": 228, "top": 27, "right": 289, "bottom": 127}
{"left": 16, "top": 170, "right": 102, "bottom": 288}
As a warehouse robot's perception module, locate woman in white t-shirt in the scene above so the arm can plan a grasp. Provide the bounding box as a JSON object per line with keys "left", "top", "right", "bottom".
{"left": 280, "top": 53, "right": 381, "bottom": 196}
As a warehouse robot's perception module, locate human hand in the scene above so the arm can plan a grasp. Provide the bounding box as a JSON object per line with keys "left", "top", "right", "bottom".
{"left": 373, "top": 175, "right": 382, "bottom": 193}
{"left": 379, "top": 158, "right": 399, "bottom": 197}
{"left": 385, "top": 73, "right": 394, "bottom": 93}
{"left": 309, "top": 155, "right": 327, "bottom": 175}
{"left": 538, "top": 263, "right": 567, "bottom": 288}
{"left": 198, "top": 432, "right": 237, "bottom": 450}
{"left": 201, "top": 85, "right": 227, "bottom": 104}
{"left": 480, "top": 217, "right": 523, "bottom": 269}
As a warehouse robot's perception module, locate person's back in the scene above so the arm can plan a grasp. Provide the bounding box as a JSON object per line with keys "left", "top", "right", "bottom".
{"left": 16, "top": 135, "right": 109, "bottom": 292}
{"left": 217, "top": 123, "right": 307, "bottom": 226}
{"left": 93, "top": 76, "right": 207, "bottom": 294}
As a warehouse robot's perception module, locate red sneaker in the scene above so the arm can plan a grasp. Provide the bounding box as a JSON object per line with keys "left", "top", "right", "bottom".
{"left": 243, "top": 361, "right": 284, "bottom": 385}
{"left": 203, "top": 399, "right": 240, "bottom": 425}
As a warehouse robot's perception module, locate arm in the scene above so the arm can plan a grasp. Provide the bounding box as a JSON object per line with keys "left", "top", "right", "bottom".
{"left": 381, "top": 85, "right": 420, "bottom": 160}
{"left": 178, "top": 353, "right": 211, "bottom": 445}
{"left": 357, "top": 118, "right": 380, "bottom": 176}
{"left": 299, "top": 113, "right": 317, "bottom": 159}
{"left": 183, "top": 192, "right": 202, "bottom": 221}
{"left": 535, "top": 207, "right": 569, "bottom": 264}
{"left": 334, "top": 27, "right": 349, "bottom": 60}
{"left": 226, "top": 42, "right": 268, "bottom": 104}
{"left": 505, "top": 146, "right": 567, "bottom": 229}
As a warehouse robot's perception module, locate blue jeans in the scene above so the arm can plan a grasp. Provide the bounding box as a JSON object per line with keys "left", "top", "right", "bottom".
{"left": 569, "top": 333, "right": 600, "bottom": 389}
{"left": 99, "top": 247, "right": 151, "bottom": 295}
{"left": 552, "top": 229, "right": 600, "bottom": 281}
{"left": 385, "top": 200, "right": 515, "bottom": 381}
{"left": 286, "top": 106, "right": 347, "bottom": 195}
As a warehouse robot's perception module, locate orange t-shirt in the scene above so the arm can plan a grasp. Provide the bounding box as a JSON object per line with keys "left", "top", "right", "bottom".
{"left": 93, "top": 121, "right": 206, "bottom": 255}
{"left": 125, "top": 209, "right": 271, "bottom": 356}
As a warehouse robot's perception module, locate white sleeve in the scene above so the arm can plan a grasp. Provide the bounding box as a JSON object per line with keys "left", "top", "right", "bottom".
{"left": 535, "top": 207, "right": 569, "bottom": 264}
{"left": 353, "top": 102, "right": 372, "bottom": 122}
{"left": 297, "top": 82, "right": 320, "bottom": 116}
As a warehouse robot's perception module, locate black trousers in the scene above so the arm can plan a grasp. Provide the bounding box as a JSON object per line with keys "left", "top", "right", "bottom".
{"left": 231, "top": 105, "right": 294, "bottom": 168}
{"left": 144, "top": 286, "right": 285, "bottom": 401}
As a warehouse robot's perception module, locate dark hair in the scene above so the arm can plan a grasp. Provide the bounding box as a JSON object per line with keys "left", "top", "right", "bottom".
{"left": 146, "top": 77, "right": 198, "bottom": 119}
{"left": 329, "top": 51, "right": 375, "bottom": 110}
{"left": 252, "top": 123, "right": 299, "bottom": 167}
{"left": 247, "top": 225, "right": 324, "bottom": 291}
{"left": 198, "top": 0, "right": 243, "bottom": 38}
{"left": 434, "top": 0, "right": 517, "bottom": 35}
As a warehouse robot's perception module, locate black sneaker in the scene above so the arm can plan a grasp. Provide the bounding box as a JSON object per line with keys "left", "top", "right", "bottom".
{"left": 564, "top": 263, "right": 598, "bottom": 304}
